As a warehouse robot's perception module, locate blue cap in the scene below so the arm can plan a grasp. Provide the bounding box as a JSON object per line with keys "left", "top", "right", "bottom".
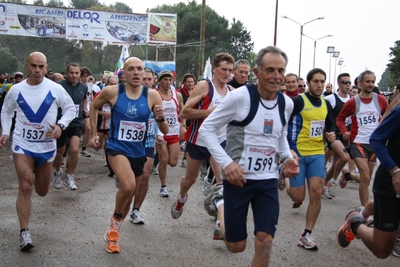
{"left": 118, "top": 70, "right": 124, "bottom": 77}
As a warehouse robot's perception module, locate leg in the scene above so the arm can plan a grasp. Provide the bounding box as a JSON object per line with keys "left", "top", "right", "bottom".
{"left": 81, "top": 118, "right": 91, "bottom": 152}
{"left": 179, "top": 155, "right": 203, "bottom": 198}
{"left": 54, "top": 145, "right": 65, "bottom": 172}
{"left": 167, "top": 142, "right": 180, "bottom": 167}
{"left": 252, "top": 232, "right": 273, "bottom": 267}
{"left": 66, "top": 135, "right": 80, "bottom": 175}
{"left": 353, "top": 157, "right": 372, "bottom": 206}
{"left": 305, "top": 177, "right": 324, "bottom": 231}
{"left": 33, "top": 161, "right": 53, "bottom": 197}
{"left": 14, "top": 154, "right": 35, "bottom": 229}
{"left": 358, "top": 226, "right": 398, "bottom": 258}
{"left": 209, "top": 156, "right": 222, "bottom": 183}
{"left": 156, "top": 141, "right": 169, "bottom": 187}
{"left": 133, "top": 157, "right": 153, "bottom": 210}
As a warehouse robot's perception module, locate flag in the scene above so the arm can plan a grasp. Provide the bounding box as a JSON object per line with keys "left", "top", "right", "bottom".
{"left": 203, "top": 57, "right": 212, "bottom": 80}
{"left": 115, "top": 45, "right": 130, "bottom": 74}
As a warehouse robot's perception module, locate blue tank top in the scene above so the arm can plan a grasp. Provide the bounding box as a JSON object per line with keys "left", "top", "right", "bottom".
{"left": 107, "top": 85, "right": 150, "bottom": 158}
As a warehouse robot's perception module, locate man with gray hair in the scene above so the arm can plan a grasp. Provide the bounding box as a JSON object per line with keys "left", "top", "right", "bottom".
{"left": 199, "top": 46, "right": 298, "bottom": 266}
{"left": 227, "top": 59, "right": 251, "bottom": 88}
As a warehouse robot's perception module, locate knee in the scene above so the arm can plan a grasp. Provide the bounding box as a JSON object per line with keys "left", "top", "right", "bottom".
{"left": 226, "top": 242, "right": 246, "bottom": 253}
{"left": 68, "top": 146, "right": 79, "bottom": 155}
{"left": 36, "top": 187, "right": 49, "bottom": 197}
{"left": 340, "top": 153, "right": 350, "bottom": 162}
{"left": 255, "top": 234, "right": 273, "bottom": 252}
{"left": 373, "top": 249, "right": 392, "bottom": 259}
{"left": 19, "top": 181, "right": 34, "bottom": 195}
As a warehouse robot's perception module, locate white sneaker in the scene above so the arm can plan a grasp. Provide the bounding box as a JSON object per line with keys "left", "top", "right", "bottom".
{"left": 353, "top": 167, "right": 359, "bottom": 173}
{"left": 327, "top": 180, "right": 336, "bottom": 198}
{"left": 180, "top": 159, "right": 186, "bottom": 168}
{"left": 129, "top": 209, "right": 145, "bottom": 224}
{"left": 65, "top": 174, "right": 77, "bottom": 190}
{"left": 160, "top": 186, "right": 169, "bottom": 197}
{"left": 151, "top": 167, "right": 158, "bottom": 175}
{"left": 53, "top": 170, "right": 62, "bottom": 189}
{"left": 322, "top": 186, "right": 332, "bottom": 199}
{"left": 20, "top": 230, "right": 34, "bottom": 251}
{"left": 202, "top": 177, "right": 214, "bottom": 196}
{"left": 80, "top": 150, "right": 91, "bottom": 157}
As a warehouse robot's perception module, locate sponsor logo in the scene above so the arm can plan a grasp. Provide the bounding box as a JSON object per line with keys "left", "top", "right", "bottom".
{"left": 121, "top": 121, "right": 145, "bottom": 130}
{"left": 68, "top": 25, "right": 80, "bottom": 28}
{"left": 0, "top": 21, "right": 4, "bottom": 26}
{"left": 10, "top": 25, "right": 20, "bottom": 29}
{"left": 82, "top": 33, "right": 88, "bottom": 37}
{"left": 163, "top": 21, "right": 173, "bottom": 33}
{"left": 35, "top": 9, "right": 63, "bottom": 17}
{"left": 68, "top": 30, "right": 77, "bottom": 38}
{"left": 83, "top": 24, "right": 88, "bottom": 29}
{"left": 0, "top": 4, "right": 5, "bottom": 12}
{"left": 23, "top": 122, "right": 45, "bottom": 130}
{"left": 248, "top": 147, "right": 275, "bottom": 156}
{"left": 67, "top": 10, "right": 100, "bottom": 24}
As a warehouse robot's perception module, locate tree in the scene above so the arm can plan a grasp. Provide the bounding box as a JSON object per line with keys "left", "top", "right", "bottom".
{"left": 69, "top": 0, "right": 100, "bottom": 9}
{"left": 146, "top": 1, "right": 254, "bottom": 81}
{"left": 378, "top": 68, "right": 391, "bottom": 92}
{"left": 112, "top": 2, "right": 132, "bottom": 13}
{"left": 387, "top": 40, "right": 400, "bottom": 87}
{"left": 46, "top": 0, "right": 65, "bottom": 8}
{"left": 33, "top": 0, "right": 45, "bottom": 6}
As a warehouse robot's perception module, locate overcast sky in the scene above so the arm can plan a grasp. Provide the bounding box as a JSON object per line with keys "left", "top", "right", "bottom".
{"left": 60, "top": 0, "right": 398, "bottom": 89}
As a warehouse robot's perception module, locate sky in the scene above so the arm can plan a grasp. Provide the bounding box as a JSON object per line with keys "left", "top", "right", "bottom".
{"left": 60, "top": 0, "right": 398, "bottom": 90}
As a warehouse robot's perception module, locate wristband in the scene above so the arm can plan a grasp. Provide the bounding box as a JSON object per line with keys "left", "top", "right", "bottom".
{"left": 391, "top": 168, "right": 400, "bottom": 175}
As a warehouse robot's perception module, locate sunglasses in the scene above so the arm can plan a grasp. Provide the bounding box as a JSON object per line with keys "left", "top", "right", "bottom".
{"left": 340, "top": 81, "right": 351, "bottom": 85}
{"left": 298, "top": 84, "right": 306, "bottom": 88}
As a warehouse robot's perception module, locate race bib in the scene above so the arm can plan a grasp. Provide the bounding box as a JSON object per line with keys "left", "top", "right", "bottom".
{"left": 147, "top": 118, "right": 155, "bottom": 134}
{"left": 22, "top": 121, "right": 52, "bottom": 141}
{"left": 309, "top": 120, "right": 325, "bottom": 138}
{"left": 243, "top": 147, "right": 276, "bottom": 173}
{"left": 165, "top": 112, "right": 178, "bottom": 125}
{"left": 118, "top": 120, "right": 146, "bottom": 142}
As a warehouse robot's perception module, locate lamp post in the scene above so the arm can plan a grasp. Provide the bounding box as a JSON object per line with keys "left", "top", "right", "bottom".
{"left": 302, "top": 34, "right": 332, "bottom": 68}
{"left": 282, "top": 15, "right": 324, "bottom": 77}
{"left": 326, "top": 46, "right": 335, "bottom": 84}
{"left": 333, "top": 57, "right": 342, "bottom": 90}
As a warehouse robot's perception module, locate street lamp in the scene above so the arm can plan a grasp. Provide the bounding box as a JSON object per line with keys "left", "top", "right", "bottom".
{"left": 333, "top": 57, "right": 342, "bottom": 90}
{"left": 326, "top": 46, "right": 335, "bottom": 84}
{"left": 302, "top": 34, "right": 332, "bottom": 68}
{"left": 282, "top": 15, "right": 324, "bottom": 77}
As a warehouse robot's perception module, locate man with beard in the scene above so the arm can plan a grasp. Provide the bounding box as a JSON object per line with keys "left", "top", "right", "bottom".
{"left": 286, "top": 68, "right": 336, "bottom": 250}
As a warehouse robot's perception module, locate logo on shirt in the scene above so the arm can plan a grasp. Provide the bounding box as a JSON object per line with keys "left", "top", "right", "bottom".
{"left": 125, "top": 102, "right": 138, "bottom": 118}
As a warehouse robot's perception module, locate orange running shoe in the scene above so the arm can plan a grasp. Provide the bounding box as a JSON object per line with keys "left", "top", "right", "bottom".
{"left": 106, "top": 216, "right": 122, "bottom": 242}
{"left": 337, "top": 211, "right": 365, "bottom": 248}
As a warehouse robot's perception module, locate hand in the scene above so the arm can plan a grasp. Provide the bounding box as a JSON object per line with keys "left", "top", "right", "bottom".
{"left": 50, "top": 124, "right": 62, "bottom": 139}
{"left": 283, "top": 158, "right": 299, "bottom": 178}
{"left": 153, "top": 104, "right": 164, "bottom": 119}
{"left": 343, "top": 131, "right": 350, "bottom": 141}
{"left": 0, "top": 135, "right": 9, "bottom": 149}
{"left": 224, "top": 162, "right": 246, "bottom": 187}
{"left": 90, "top": 135, "right": 102, "bottom": 150}
{"left": 104, "top": 112, "right": 111, "bottom": 118}
{"left": 156, "top": 135, "right": 164, "bottom": 148}
{"left": 325, "top": 132, "right": 336, "bottom": 143}
{"left": 393, "top": 172, "right": 400, "bottom": 196}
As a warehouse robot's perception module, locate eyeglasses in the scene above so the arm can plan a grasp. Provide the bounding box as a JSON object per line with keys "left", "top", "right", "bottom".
{"left": 298, "top": 84, "right": 306, "bottom": 88}
{"left": 340, "top": 81, "right": 351, "bottom": 85}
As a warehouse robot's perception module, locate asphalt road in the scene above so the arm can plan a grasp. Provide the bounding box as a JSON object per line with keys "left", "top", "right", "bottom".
{"left": 0, "top": 144, "right": 399, "bottom": 267}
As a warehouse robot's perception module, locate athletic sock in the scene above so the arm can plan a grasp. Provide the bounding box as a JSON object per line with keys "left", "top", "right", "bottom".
{"left": 302, "top": 229, "right": 312, "bottom": 237}
{"left": 113, "top": 212, "right": 122, "bottom": 220}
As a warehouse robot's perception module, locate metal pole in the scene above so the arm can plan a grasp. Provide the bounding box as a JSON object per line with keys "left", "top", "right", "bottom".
{"left": 313, "top": 40, "right": 316, "bottom": 68}
{"left": 328, "top": 54, "right": 332, "bottom": 84}
{"left": 298, "top": 25, "right": 303, "bottom": 77}
{"left": 198, "top": 0, "right": 206, "bottom": 80}
{"left": 274, "top": 0, "right": 278, "bottom": 46}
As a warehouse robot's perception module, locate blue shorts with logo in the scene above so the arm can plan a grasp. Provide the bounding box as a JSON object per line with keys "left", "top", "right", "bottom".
{"left": 289, "top": 154, "right": 325, "bottom": 188}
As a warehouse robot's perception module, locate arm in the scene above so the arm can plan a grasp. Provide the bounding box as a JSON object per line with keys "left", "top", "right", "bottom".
{"left": 0, "top": 89, "right": 16, "bottom": 147}
{"left": 176, "top": 91, "right": 186, "bottom": 126}
{"left": 148, "top": 89, "right": 169, "bottom": 134}
{"left": 180, "top": 81, "right": 215, "bottom": 120}
{"left": 324, "top": 101, "right": 336, "bottom": 142}
{"left": 336, "top": 99, "right": 355, "bottom": 135}
{"left": 57, "top": 87, "right": 76, "bottom": 128}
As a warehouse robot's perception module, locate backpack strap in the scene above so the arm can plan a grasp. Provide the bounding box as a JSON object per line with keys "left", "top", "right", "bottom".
{"left": 229, "top": 84, "right": 286, "bottom": 127}
{"left": 229, "top": 84, "right": 260, "bottom": 126}
{"left": 354, "top": 93, "right": 381, "bottom": 115}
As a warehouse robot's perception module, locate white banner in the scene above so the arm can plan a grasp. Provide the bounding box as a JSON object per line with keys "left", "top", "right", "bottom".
{"left": 65, "top": 9, "right": 108, "bottom": 41}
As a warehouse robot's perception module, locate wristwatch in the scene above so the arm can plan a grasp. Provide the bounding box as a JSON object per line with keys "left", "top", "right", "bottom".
{"left": 57, "top": 123, "right": 66, "bottom": 131}
{"left": 155, "top": 116, "right": 166, "bottom": 122}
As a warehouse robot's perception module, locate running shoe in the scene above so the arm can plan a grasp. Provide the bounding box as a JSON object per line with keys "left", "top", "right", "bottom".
{"left": 160, "top": 186, "right": 169, "bottom": 198}
{"left": 65, "top": 174, "right": 77, "bottom": 190}
{"left": 106, "top": 216, "right": 122, "bottom": 243}
{"left": 171, "top": 195, "right": 188, "bottom": 219}
{"left": 278, "top": 165, "right": 286, "bottom": 191}
{"left": 53, "top": 170, "right": 62, "bottom": 189}
{"left": 339, "top": 167, "right": 351, "bottom": 189}
{"left": 292, "top": 201, "right": 302, "bottom": 209}
{"left": 20, "top": 230, "right": 34, "bottom": 252}
{"left": 80, "top": 150, "right": 91, "bottom": 157}
{"left": 298, "top": 233, "right": 318, "bottom": 250}
{"left": 151, "top": 167, "right": 158, "bottom": 175}
{"left": 213, "top": 226, "right": 223, "bottom": 240}
{"left": 337, "top": 211, "right": 366, "bottom": 248}
{"left": 180, "top": 158, "right": 186, "bottom": 168}
{"left": 202, "top": 177, "right": 214, "bottom": 196}
{"left": 328, "top": 180, "right": 336, "bottom": 197}
{"left": 322, "top": 186, "right": 332, "bottom": 199}
{"left": 203, "top": 183, "right": 223, "bottom": 217}
{"left": 129, "top": 209, "right": 144, "bottom": 225}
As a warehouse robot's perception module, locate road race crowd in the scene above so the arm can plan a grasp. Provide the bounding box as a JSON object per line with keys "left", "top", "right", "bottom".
{"left": 0, "top": 47, "right": 399, "bottom": 266}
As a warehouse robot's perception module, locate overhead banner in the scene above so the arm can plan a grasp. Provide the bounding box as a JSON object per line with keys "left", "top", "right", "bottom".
{"left": 144, "top": 60, "right": 176, "bottom": 78}
{"left": 0, "top": 3, "right": 176, "bottom": 45}
{"left": 148, "top": 13, "right": 177, "bottom": 44}
{"left": 0, "top": 3, "right": 66, "bottom": 38}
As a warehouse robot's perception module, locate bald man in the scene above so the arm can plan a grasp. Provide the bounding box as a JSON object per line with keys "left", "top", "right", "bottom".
{"left": 0, "top": 52, "right": 75, "bottom": 251}
{"left": 90, "top": 57, "right": 169, "bottom": 253}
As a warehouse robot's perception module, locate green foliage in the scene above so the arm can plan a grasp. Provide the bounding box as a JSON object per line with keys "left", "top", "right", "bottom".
{"left": 69, "top": 0, "right": 100, "bottom": 9}
{"left": 387, "top": 40, "right": 400, "bottom": 87}
{"left": 0, "top": 47, "right": 20, "bottom": 73}
{"left": 112, "top": 2, "right": 132, "bottom": 13}
{"left": 378, "top": 68, "right": 390, "bottom": 91}
{"left": 46, "top": 0, "right": 65, "bottom": 8}
{"left": 33, "top": 0, "right": 45, "bottom": 6}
